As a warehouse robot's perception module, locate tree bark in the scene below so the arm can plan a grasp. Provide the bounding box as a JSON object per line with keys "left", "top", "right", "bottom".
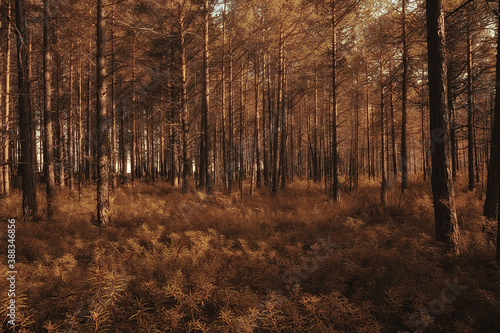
{"left": 331, "top": 0, "right": 340, "bottom": 201}
{"left": 15, "top": 0, "right": 38, "bottom": 220}
{"left": 43, "top": 0, "right": 56, "bottom": 217}
{"left": 483, "top": 0, "right": 500, "bottom": 219}
{"left": 110, "top": 2, "right": 117, "bottom": 189}
{"left": 2, "top": 0, "right": 11, "bottom": 196}
{"left": 272, "top": 31, "right": 283, "bottom": 195}
{"left": 425, "top": 0, "right": 460, "bottom": 254}
{"left": 200, "top": 0, "right": 211, "bottom": 193}
{"left": 68, "top": 48, "right": 74, "bottom": 193}
{"left": 254, "top": 52, "right": 261, "bottom": 188}
{"left": 96, "top": 0, "right": 110, "bottom": 227}
{"left": 179, "top": 4, "right": 190, "bottom": 193}
{"left": 467, "top": 19, "right": 475, "bottom": 191}
{"left": 401, "top": 0, "right": 408, "bottom": 190}
{"left": 380, "top": 64, "right": 387, "bottom": 205}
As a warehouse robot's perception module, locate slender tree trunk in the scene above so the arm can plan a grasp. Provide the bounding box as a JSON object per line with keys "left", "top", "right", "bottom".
{"left": 426, "top": 0, "right": 460, "bottom": 254}
{"left": 179, "top": 5, "right": 189, "bottom": 193}
{"left": 78, "top": 47, "right": 83, "bottom": 198}
{"left": 421, "top": 67, "right": 428, "bottom": 182}
{"left": 354, "top": 84, "right": 359, "bottom": 188}
{"left": 254, "top": 53, "right": 261, "bottom": 188}
{"left": 272, "top": 31, "right": 283, "bottom": 195}
{"left": 131, "top": 35, "right": 136, "bottom": 183}
{"left": 200, "top": 0, "right": 211, "bottom": 193}
{"left": 389, "top": 81, "right": 397, "bottom": 177}
{"left": 110, "top": 2, "right": 117, "bottom": 189}
{"left": 43, "top": 0, "right": 56, "bottom": 216}
{"left": 331, "top": 0, "right": 340, "bottom": 201}
{"left": 0, "top": 5, "right": 4, "bottom": 194}
{"left": 280, "top": 55, "right": 287, "bottom": 190}
{"left": 366, "top": 89, "right": 371, "bottom": 180}
{"left": 15, "top": 0, "right": 38, "bottom": 220}
{"left": 401, "top": 0, "right": 408, "bottom": 190}
{"left": 467, "top": 19, "right": 475, "bottom": 191}
{"left": 380, "top": 64, "right": 387, "bottom": 205}
{"left": 55, "top": 50, "right": 65, "bottom": 187}
{"left": 86, "top": 37, "right": 92, "bottom": 184}
{"left": 96, "top": 0, "right": 110, "bottom": 227}
{"left": 240, "top": 75, "right": 245, "bottom": 200}
{"left": 228, "top": 34, "right": 234, "bottom": 192}
{"left": 484, "top": 1, "right": 500, "bottom": 220}
{"left": 313, "top": 72, "right": 319, "bottom": 183}
{"left": 262, "top": 54, "right": 269, "bottom": 186}
{"left": 447, "top": 67, "right": 457, "bottom": 180}
{"left": 2, "top": 0, "right": 11, "bottom": 196}
{"left": 119, "top": 78, "right": 126, "bottom": 183}
{"left": 68, "top": 48, "right": 74, "bottom": 193}
{"left": 28, "top": 35, "right": 37, "bottom": 172}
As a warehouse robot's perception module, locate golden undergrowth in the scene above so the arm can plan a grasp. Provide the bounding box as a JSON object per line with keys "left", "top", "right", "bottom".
{"left": 0, "top": 176, "right": 499, "bottom": 332}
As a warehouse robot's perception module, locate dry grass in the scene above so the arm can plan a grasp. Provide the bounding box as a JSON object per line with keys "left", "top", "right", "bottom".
{"left": 0, "top": 176, "right": 499, "bottom": 332}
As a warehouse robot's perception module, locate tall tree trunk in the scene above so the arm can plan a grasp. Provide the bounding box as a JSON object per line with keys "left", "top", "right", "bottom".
{"left": 131, "top": 35, "right": 136, "bottom": 183}
{"left": 272, "top": 31, "right": 283, "bottom": 195}
{"left": 96, "top": 0, "right": 109, "bottom": 227}
{"left": 1, "top": 3, "right": 4, "bottom": 195}
{"left": 110, "top": 2, "right": 117, "bottom": 189}
{"left": 262, "top": 54, "right": 269, "bottom": 186}
{"left": 179, "top": 5, "right": 190, "bottom": 193}
{"left": 366, "top": 89, "right": 371, "bottom": 180}
{"left": 280, "top": 54, "right": 287, "bottom": 190}
{"left": 200, "top": 0, "right": 211, "bottom": 193}
{"left": 86, "top": 37, "right": 92, "bottom": 184}
{"left": 254, "top": 53, "right": 261, "bottom": 188}
{"left": 119, "top": 78, "right": 126, "bottom": 183}
{"left": 0, "top": 1, "right": 12, "bottom": 196}
{"left": 380, "top": 64, "right": 387, "bottom": 205}
{"left": 447, "top": 69, "right": 457, "bottom": 180}
{"left": 15, "top": 0, "right": 37, "bottom": 220}
{"left": 467, "top": 19, "right": 475, "bottom": 191}
{"left": 78, "top": 47, "right": 83, "bottom": 198}
{"left": 240, "top": 75, "right": 245, "bottom": 200}
{"left": 228, "top": 33, "right": 234, "bottom": 192}
{"left": 484, "top": 0, "right": 500, "bottom": 220}
{"left": 421, "top": 67, "right": 428, "bottom": 182}
{"left": 331, "top": 0, "right": 340, "bottom": 201}
{"left": 313, "top": 72, "right": 319, "bottom": 183}
{"left": 426, "top": 0, "right": 460, "bottom": 254}
{"left": 2, "top": 0, "right": 11, "bottom": 196}
{"left": 43, "top": 0, "right": 56, "bottom": 216}
{"left": 390, "top": 81, "right": 397, "bottom": 177}
{"left": 401, "top": 0, "right": 408, "bottom": 190}
{"left": 68, "top": 48, "right": 74, "bottom": 193}
{"left": 55, "top": 50, "right": 65, "bottom": 187}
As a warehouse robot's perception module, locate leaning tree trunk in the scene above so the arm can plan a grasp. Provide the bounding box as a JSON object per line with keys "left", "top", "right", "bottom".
{"left": 484, "top": 0, "right": 500, "bottom": 220}
{"left": 15, "top": 0, "right": 37, "bottom": 220}
{"left": 426, "top": 0, "right": 460, "bottom": 254}
{"left": 43, "top": 0, "right": 56, "bottom": 217}
{"left": 96, "top": 0, "right": 110, "bottom": 227}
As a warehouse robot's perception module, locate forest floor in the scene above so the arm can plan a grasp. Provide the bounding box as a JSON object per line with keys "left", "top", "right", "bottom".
{"left": 1, "top": 175, "right": 499, "bottom": 332}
